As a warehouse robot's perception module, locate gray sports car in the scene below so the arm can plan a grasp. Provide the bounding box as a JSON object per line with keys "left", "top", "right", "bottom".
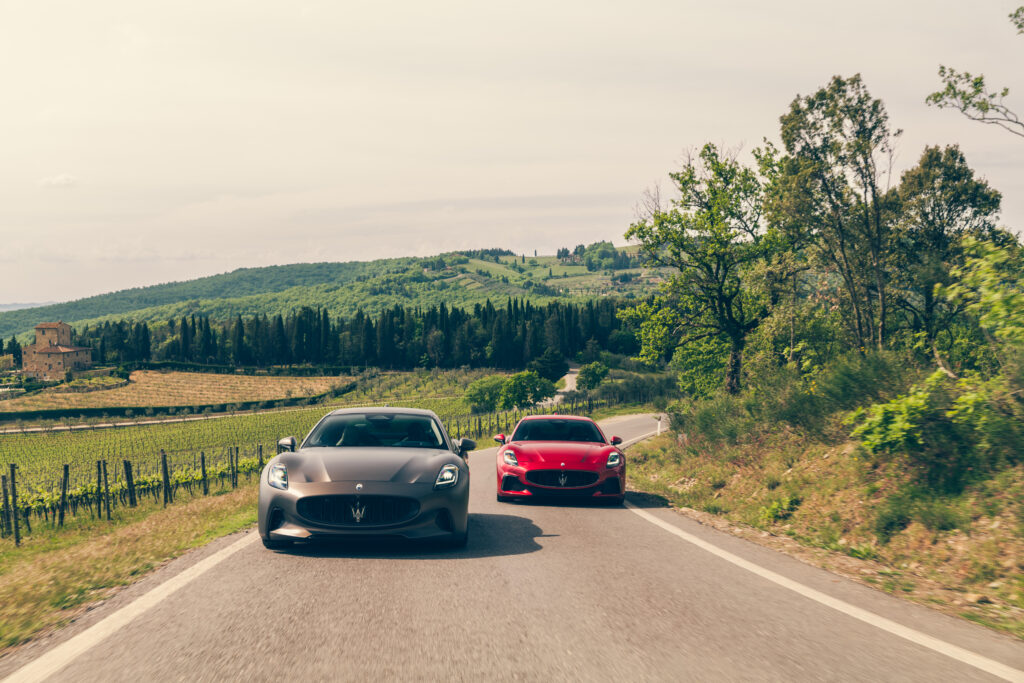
{"left": 258, "top": 407, "right": 475, "bottom": 550}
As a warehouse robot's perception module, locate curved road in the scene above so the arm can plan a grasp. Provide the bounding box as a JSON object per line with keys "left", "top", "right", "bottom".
{"left": 2, "top": 414, "right": 1022, "bottom": 682}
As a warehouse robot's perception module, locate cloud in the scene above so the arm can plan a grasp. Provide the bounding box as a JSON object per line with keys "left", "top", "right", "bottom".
{"left": 38, "top": 174, "right": 78, "bottom": 188}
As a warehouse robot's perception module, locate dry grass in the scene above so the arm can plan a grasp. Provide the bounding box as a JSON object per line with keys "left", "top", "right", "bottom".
{"left": 628, "top": 432, "right": 1024, "bottom": 639}
{"left": 0, "top": 486, "right": 257, "bottom": 649}
{"left": 3, "top": 371, "right": 348, "bottom": 411}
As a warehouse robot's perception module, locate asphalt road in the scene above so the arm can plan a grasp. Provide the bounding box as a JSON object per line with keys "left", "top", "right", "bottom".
{"left": 2, "top": 413, "right": 1022, "bottom": 682}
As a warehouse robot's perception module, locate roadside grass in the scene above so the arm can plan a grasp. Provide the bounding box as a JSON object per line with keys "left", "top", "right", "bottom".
{"left": 0, "top": 485, "right": 257, "bottom": 650}
{"left": 626, "top": 431, "right": 1024, "bottom": 639}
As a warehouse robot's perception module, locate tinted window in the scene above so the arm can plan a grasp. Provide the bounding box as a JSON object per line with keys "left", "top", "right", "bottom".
{"left": 305, "top": 413, "right": 446, "bottom": 449}
{"left": 510, "top": 419, "right": 604, "bottom": 443}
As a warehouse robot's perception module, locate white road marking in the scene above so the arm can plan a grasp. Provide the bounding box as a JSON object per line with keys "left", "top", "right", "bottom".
{"left": 626, "top": 503, "right": 1024, "bottom": 683}
{"left": 3, "top": 532, "right": 258, "bottom": 683}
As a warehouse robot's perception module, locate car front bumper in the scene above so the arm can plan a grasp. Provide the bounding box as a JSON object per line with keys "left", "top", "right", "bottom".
{"left": 496, "top": 463, "right": 625, "bottom": 499}
{"left": 259, "top": 477, "right": 469, "bottom": 542}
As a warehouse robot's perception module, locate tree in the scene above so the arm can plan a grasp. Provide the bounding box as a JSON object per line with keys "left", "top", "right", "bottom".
{"left": 624, "top": 143, "right": 789, "bottom": 394}
{"left": 892, "top": 145, "right": 1002, "bottom": 349}
{"left": 466, "top": 374, "right": 506, "bottom": 413}
{"left": 779, "top": 74, "right": 901, "bottom": 350}
{"left": 527, "top": 347, "right": 569, "bottom": 381}
{"left": 6, "top": 336, "right": 22, "bottom": 368}
{"left": 926, "top": 7, "right": 1023, "bottom": 139}
{"left": 499, "top": 371, "right": 555, "bottom": 409}
{"left": 576, "top": 361, "right": 609, "bottom": 393}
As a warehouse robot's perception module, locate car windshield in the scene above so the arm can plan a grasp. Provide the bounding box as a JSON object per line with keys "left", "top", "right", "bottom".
{"left": 510, "top": 419, "right": 605, "bottom": 443}
{"left": 304, "top": 413, "right": 447, "bottom": 449}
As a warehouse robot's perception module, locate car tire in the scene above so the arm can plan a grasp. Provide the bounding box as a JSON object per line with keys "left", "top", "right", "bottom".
{"left": 261, "top": 537, "right": 293, "bottom": 550}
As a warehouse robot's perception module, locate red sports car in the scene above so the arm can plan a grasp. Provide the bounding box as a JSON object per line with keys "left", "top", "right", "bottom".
{"left": 494, "top": 415, "right": 625, "bottom": 505}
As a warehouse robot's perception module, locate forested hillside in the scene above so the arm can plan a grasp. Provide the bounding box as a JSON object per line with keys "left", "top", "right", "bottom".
{"left": 0, "top": 245, "right": 653, "bottom": 340}
{"left": 72, "top": 298, "right": 636, "bottom": 371}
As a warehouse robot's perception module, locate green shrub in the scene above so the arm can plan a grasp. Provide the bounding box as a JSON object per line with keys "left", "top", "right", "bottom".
{"left": 914, "top": 498, "right": 965, "bottom": 532}
{"left": 815, "top": 350, "right": 908, "bottom": 411}
{"left": 669, "top": 392, "right": 755, "bottom": 446}
{"left": 760, "top": 495, "right": 801, "bottom": 523}
{"left": 873, "top": 492, "right": 913, "bottom": 543}
{"left": 851, "top": 369, "right": 1023, "bottom": 492}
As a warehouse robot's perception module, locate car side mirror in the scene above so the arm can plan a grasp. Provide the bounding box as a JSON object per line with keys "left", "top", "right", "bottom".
{"left": 456, "top": 438, "right": 476, "bottom": 455}
{"left": 493, "top": 434, "right": 506, "bottom": 445}
{"left": 610, "top": 435, "right": 623, "bottom": 445}
{"left": 277, "top": 436, "right": 297, "bottom": 453}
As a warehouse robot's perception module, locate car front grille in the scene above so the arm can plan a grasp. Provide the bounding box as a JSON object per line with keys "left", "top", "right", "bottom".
{"left": 525, "top": 470, "right": 599, "bottom": 488}
{"left": 297, "top": 495, "right": 420, "bottom": 527}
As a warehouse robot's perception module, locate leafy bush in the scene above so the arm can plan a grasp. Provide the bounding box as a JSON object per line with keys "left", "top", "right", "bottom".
{"left": 760, "top": 495, "right": 801, "bottom": 523}
{"left": 814, "top": 350, "right": 908, "bottom": 411}
{"left": 576, "top": 362, "right": 609, "bottom": 393}
{"left": 465, "top": 375, "right": 506, "bottom": 413}
{"left": 499, "top": 371, "right": 555, "bottom": 409}
{"left": 851, "top": 369, "right": 1023, "bottom": 492}
{"left": 873, "top": 492, "right": 913, "bottom": 543}
{"left": 872, "top": 486, "right": 968, "bottom": 543}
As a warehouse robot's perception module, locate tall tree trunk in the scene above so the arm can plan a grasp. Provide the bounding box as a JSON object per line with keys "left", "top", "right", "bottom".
{"left": 725, "top": 338, "right": 744, "bottom": 395}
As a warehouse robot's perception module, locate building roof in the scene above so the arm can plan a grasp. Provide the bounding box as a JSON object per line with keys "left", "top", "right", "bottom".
{"left": 33, "top": 345, "right": 90, "bottom": 354}
{"left": 35, "top": 321, "right": 70, "bottom": 329}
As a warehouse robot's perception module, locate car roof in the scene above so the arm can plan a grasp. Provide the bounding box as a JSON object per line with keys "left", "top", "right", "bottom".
{"left": 518, "top": 414, "right": 596, "bottom": 423}
{"left": 326, "top": 406, "right": 439, "bottom": 418}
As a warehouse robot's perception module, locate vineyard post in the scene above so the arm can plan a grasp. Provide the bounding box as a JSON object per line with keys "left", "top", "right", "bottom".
{"left": 201, "top": 452, "right": 208, "bottom": 496}
{"left": 59, "top": 464, "right": 69, "bottom": 527}
{"left": 124, "top": 460, "right": 137, "bottom": 507}
{"left": 233, "top": 446, "right": 239, "bottom": 489}
{"left": 102, "top": 460, "right": 111, "bottom": 521}
{"left": 9, "top": 465, "right": 20, "bottom": 546}
{"left": 257, "top": 444, "right": 263, "bottom": 469}
{"left": 160, "top": 450, "right": 172, "bottom": 506}
{"left": 1, "top": 474, "right": 9, "bottom": 538}
{"left": 95, "top": 460, "right": 103, "bottom": 518}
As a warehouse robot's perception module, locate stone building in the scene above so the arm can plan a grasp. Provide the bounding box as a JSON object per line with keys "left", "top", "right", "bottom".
{"left": 21, "top": 322, "right": 92, "bottom": 380}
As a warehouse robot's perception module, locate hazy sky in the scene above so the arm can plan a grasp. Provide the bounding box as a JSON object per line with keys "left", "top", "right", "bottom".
{"left": 2, "top": 0, "right": 1021, "bottom": 304}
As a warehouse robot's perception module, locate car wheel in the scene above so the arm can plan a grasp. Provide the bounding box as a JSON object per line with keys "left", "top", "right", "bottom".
{"left": 261, "top": 537, "right": 293, "bottom": 550}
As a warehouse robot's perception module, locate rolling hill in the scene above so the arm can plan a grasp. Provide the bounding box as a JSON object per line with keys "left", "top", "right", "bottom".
{"left": 1, "top": 247, "right": 660, "bottom": 339}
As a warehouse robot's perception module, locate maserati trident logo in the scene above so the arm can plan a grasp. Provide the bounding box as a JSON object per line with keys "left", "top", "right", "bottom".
{"left": 351, "top": 503, "right": 366, "bottom": 523}
{"left": 558, "top": 472, "right": 568, "bottom": 487}
{"left": 355, "top": 483, "right": 363, "bottom": 491}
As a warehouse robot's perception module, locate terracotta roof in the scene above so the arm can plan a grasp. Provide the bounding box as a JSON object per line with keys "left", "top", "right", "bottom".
{"left": 33, "top": 345, "right": 90, "bottom": 354}
{"left": 35, "top": 321, "right": 70, "bottom": 329}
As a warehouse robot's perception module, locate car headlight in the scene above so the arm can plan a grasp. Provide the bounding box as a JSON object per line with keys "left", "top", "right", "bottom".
{"left": 502, "top": 450, "right": 518, "bottom": 466}
{"left": 434, "top": 464, "right": 460, "bottom": 489}
{"left": 268, "top": 463, "right": 288, "bottom": 490}
{"left": 606, "top": 452, "right": 622, "bottom": 468}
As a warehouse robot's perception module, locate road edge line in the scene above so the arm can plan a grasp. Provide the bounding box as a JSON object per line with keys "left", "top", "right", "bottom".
{"left": 3, "top": 532, "right": 258, "bottom": 683}
{"left": 625, "top": 502, "right": 1024, "bottom": 682}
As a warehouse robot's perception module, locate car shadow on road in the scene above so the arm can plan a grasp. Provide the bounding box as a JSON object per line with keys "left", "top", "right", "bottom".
{"left": 624, "top": 491, "right": 672, "bottom": 509}
{"left": 497, "top": 491, "right": 671, "bottom": 510}
{"left": 279, "top": 513, "right": 551, "bottom": 560}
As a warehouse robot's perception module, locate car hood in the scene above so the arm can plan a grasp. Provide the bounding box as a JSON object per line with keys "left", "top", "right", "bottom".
{"left": 505, "top": 441, "right": 616, "bottom": 467}
{"left": 279, "top": 447, "right": 457, "bottom": 484}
